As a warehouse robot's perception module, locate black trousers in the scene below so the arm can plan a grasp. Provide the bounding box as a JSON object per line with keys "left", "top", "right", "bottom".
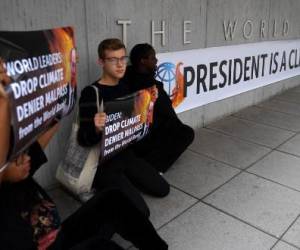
{"left": 133, "top": 123, "right": 195, "bottom": 173}
{"left": 93, "top": 148, "right": 170, "bottom": 217}
{"left": 59, "top": 189, "right": 168, "bottom": 250}
{"left": 70, "top": 238, "right": 123, "bottom": 250}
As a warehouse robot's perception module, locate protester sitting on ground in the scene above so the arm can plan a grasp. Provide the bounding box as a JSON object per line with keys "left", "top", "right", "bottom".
{"left": 123, "top": 43, "right": 195, "bottom": 173}
{"left": 0, "top": 121, "right": 168, "bottom": 250}
{"left": 77, "top": 38, "right": 170, "bottom": 218}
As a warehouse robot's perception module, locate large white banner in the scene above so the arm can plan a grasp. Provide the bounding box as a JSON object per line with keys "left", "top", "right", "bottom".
{"left": 156, "top": 39, "right": 300, "bottom": 113}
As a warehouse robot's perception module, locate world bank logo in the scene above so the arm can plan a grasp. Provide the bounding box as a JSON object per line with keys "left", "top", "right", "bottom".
{"left": 156, "top": 62, "right": 176, "bottom": 96}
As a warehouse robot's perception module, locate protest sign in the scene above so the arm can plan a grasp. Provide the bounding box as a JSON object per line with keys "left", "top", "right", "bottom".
{"left": 99, "top": 86, "right": 157, "bottom": 163}
{"left": 0, "top": 27, "right": 76, "bottom": 160}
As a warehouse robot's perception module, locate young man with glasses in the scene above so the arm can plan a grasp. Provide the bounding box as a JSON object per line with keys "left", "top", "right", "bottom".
{"left": 77, "top": 39, "right": 170, "bottom": 218}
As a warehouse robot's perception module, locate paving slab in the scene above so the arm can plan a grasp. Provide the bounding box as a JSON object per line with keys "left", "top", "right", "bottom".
{"left": 272, "top": 241, "right": 299, "bottom": 250}
{"left": 248, "top": 151, "right": 300, "bottom": 191}
{"left": 165, "top": 150, "right": 240, "bottom": 199}
{"left": 143, "top": 187, "right": 198, "bottom": 229}
{"left": 282, "top": 217, "right": 300, "bottom": 248}
{"left": 257, "top": 99, "right": 300, "bottom": 117}
{"left": 275, "top": 92, "right": 300, "bottom": 105}
{"left": 158, "top": 202, "right": 275, "bottom": 250}
{"left": 233, "top": 106, "right": 300, "bottom": 132}
{"left": 204, "top": 172, "right": 300, "bottom": 237}
{"left": 207, "top": 116, "right": 294, "bottom": 148}
{"left": 189, "top": 128, "right": 271, "bottom": 169}
{"left": 278, "top": 134, "right": 300, "bottom": 157}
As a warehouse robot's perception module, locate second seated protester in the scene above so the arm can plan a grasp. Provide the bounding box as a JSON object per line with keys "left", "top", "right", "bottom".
{"left": 77, "top": 38, "right": 170, "bottom": 217}
{"left": 0, "top": 123, "right": 168, "bottom": 250}
{"left": 123, "top": 43, "right": 195, "bottom": 173}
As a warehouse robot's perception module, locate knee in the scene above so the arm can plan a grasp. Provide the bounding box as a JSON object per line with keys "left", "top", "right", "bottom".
{"left": 186, "top": 126, "right": 195, "bottom": 144}
{"left": 181, "top": 125, "right": 195, "bottom": 147}
{"left": 162, "top": 183, "right": 170, "bottom": 197}
{"left": 155, "top": 180, "right": 170, "bottom": 198}
{"left": 145, "top": 175, "right": 170, "bottom": 198}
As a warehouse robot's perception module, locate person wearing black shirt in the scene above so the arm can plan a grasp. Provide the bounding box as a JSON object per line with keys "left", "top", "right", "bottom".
{"left": 77, "top": 39, "right": 170, "bottom": 218}
{"left": 0, "top": 124, "right": 168, "bottom": 250}
{"left": 123, "top": 43, "right": 194, "bottom": 173}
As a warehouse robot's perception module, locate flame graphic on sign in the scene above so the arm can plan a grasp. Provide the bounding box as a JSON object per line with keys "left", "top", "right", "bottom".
{"left": 45, "top": 27, "right": 76, "bottom": 88}
{"left": 171, "top": 62, "right": 185, "bottom": 108}
{"left": 134, "top": 86, "right": 157, "bottom": 124}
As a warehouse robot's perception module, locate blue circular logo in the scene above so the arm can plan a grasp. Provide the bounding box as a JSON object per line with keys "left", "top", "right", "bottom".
{"left": 156, "top": 62, "right": 176, "bottom": 96}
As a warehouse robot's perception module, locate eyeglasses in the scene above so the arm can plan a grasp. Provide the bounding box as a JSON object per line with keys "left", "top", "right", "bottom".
{"left": 104, "top": 56, "right": 128, "bottom": 65}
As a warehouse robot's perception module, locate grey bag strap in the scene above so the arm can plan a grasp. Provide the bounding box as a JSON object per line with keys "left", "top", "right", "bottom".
{"left": 91, "top": 85, "right": 104, "bottom": 113}
{"left": 75, "top": 85, "right": 104, "bottom": 125}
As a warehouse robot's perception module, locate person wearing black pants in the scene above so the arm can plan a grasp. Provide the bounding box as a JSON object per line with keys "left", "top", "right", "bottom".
{"left": 60, "top": 189, "right": 167, "bottom": 250}
{"left": 0, "top": 136, "right": 168, "bottom": 250}
{"left": 77, "top": 39, "right": 170, "bottom": 217}
{"left": 123, "top": 43, "right": 194, "bottom": 173}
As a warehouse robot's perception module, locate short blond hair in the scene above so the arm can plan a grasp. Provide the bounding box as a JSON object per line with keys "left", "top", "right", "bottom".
{"left": 98, "top": 38, "right": 126, "bottom": 59}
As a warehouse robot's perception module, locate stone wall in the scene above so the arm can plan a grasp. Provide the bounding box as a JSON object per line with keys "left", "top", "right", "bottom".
{"left": 1, "top": 0, "right": 299, "bottom": 187}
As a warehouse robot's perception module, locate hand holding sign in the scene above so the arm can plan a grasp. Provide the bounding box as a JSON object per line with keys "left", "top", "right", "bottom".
{"left": 94, "top": 112, "right": 107, "bottom": 132}
{"left": 3, "top": 154, "right": 31, "bottom": 182}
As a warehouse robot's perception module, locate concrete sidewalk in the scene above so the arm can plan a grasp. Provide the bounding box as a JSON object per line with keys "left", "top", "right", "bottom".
{"left": 49, "top": 84, "right": 300, "bottom": 250}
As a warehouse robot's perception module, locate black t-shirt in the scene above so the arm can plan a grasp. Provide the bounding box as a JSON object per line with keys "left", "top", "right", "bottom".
{"left": 77, "top": 81, "right": 130, "bottom": 147}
